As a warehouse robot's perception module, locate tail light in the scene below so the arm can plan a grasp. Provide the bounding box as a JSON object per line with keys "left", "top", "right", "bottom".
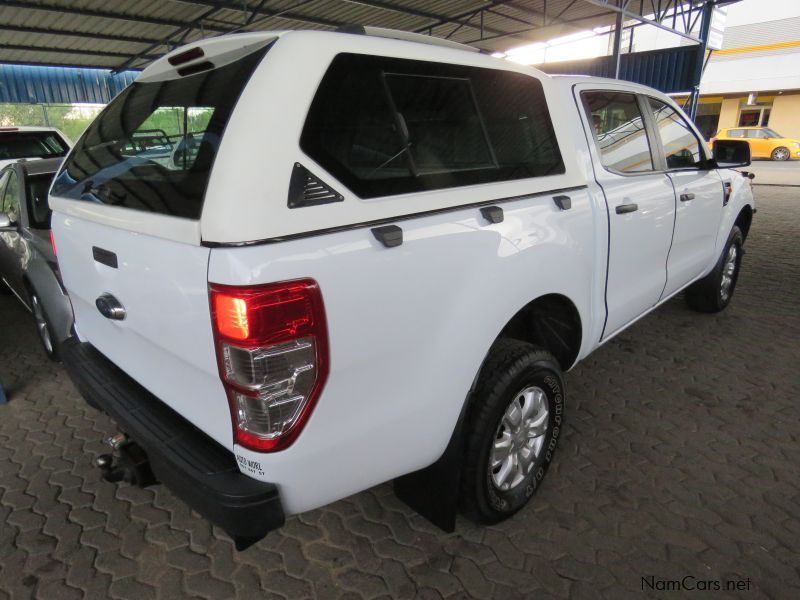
{"left": 209, "top": 279, "right": 329, "bottom": 452}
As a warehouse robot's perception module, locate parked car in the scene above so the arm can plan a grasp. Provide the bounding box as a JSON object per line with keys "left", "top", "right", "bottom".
{"left": 0, "top": 157, "right": 72, "bottom": 360}
{"left": 0, "top": 126, "right": 71, "bottom": 171}
{"left": 711, "top": 126, "right": 800, "bottom": 161}
{"left": 49, "top": 28, "right": 755, "bottom": 549}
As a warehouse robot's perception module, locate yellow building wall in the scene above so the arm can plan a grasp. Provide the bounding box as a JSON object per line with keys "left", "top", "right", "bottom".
{"left": 769, "top": 94, "right": 800, "bottom": 139}
{"left": 717, "top": 98, "right": 741, "bottom": 131}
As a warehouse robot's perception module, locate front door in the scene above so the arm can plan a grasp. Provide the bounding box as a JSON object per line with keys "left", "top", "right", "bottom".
{"left": 580, "top": 90, "right": 677, "bottom": 338}
{"left": 646, "top": 98, "right": 724, "bottom": 297}
{"left": 0, "top": 169, "right": 25, "bottom": 299}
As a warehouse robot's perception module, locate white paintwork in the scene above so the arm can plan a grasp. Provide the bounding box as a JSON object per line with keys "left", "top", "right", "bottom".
{"left": 211, "top": 188, "right": 602, "bottom": 513}
{"left": 49, "top": 31, "right": 754, "bottom": 516}
{"left": 51, "top": 214, "right": 231, "bottom": 447}
{"left": 201, "top": 30, "right": 586, "bottom": 244}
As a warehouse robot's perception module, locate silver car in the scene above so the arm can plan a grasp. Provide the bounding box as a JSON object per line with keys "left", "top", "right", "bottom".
{"left": 0, "top": 158, "right": 73, "bottom": 360}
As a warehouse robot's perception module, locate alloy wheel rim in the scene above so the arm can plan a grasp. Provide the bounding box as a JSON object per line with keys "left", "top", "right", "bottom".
{"left": 775, "top": 148, "right": 789, "bottom": 160}
{"left": 32, "top": 295, "right": 53, "bottom": 354}
{"left": 490, "top": 385, "right": 549, "bottom": 491}
{"left": 720, "top": 245, "right": 738, "bottom": 302}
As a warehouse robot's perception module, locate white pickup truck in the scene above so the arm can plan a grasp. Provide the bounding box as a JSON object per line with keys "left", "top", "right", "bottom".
{"left": 50, "top": 28, "right": 754, "bottom": 549}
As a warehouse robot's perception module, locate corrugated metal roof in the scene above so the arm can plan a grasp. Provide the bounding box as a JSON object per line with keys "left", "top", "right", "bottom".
{"left": 0, "top": 0, "right": 671, "bottom": 71}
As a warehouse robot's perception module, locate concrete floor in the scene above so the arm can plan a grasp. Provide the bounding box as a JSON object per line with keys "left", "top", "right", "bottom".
{"left": 739, "top": 161, "right": 800, "bottom": 186}
{"left": 0, "top": 187, "right": 798, "bottom": 599}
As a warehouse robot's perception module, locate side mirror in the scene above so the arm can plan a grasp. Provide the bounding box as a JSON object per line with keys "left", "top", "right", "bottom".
{"left": 713, "top": 139, "right": 751, "bottom": 168}
{"left": 0, "top": 212, "right": 12, "bottom": 229}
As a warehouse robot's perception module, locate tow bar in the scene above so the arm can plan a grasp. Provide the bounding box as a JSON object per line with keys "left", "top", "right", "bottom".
{"left": 94, "top": 433, "right": 157, "bottom": 487}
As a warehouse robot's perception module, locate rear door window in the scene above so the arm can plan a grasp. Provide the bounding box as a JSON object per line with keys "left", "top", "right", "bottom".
{"left": 301, "top": 54, "right": 564, "bottom": 198}
{"left": 51, "top": 45, "right": 269, "bottom": 220}
{"left": 26, "top": 173, "right": 57, "bottom": 229}
{"left": 582, "top": 91, "right": 654, "bottom": 174}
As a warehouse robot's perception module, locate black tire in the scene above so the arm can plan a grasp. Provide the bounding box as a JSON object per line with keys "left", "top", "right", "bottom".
{"left": 771, "top": 146, "right": 790, "bottom": 161}
{"left": 461, "top": 339, "right": 564, "bottom": 524}
{"left": 685, "top": 226, "right": 744, "bottom": 313}
{"left": 29, "top": 290, "right": 60, "bottom": 362}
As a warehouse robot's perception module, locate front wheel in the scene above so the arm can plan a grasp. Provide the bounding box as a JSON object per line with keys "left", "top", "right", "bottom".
{"left": 31, "top": 292, "right": 60, "bottom": 362}
{"left": 771, "top": 146, "right": 790, "bottom": 161}
{"left": 685, "top": 226, "right": 744, "bottom": 313}
{"left": 461, "top": 339, "right": 564, "bottom": 523}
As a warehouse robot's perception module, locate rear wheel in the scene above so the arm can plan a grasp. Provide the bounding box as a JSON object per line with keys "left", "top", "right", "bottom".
{"left": 685, "top": 226, "right": 743, "bottom": 313}
{"left": 461, "top": 339, "right": 564, "bottom": 523}
{"left": 30, "top": 292, "right": 60, "bottom": 362}
{"left": 771, "top": 146, "right": 790, "bottom": 161}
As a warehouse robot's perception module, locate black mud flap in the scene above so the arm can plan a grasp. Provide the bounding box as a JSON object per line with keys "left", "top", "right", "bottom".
{"left": 394, "top": 400, "right": 469, "bottom": 532}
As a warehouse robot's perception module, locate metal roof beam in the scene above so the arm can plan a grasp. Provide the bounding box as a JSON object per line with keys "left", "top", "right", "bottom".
{"left": 0, "top": 24, "right": 163, "bottom": 46}
{"left": 1, "top": 44, "right": 160, "bottom": 61}
{"left": 176, "top": 0, "right": 344, "bottom": 28}
{"left": 340, "top": 0, "right": 508, "bottom": 37}
{"left": 0, "top": 0, "right": 231, "bottom": 32}
{"left": 412, "top": 1, "right": 516, "bottom": 34}
{"left": 581, "top": 0, "right": 703, "bottom": 44}
{"left": 462, "top": 9, "right": 617, "bottom": 43}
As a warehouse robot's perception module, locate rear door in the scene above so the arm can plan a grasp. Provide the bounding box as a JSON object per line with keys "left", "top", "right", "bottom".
{"left": 49, "top": 42, "right": 271, "bottom": 448}
{"left": 579, "top": 89, "right": 676, "bottom": 337}
{"left": 645, "top": 97, "right": 724, "bottom": 297}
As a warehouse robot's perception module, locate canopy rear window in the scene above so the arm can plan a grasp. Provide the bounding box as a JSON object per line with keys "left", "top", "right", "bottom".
{"left": 51, "top": 45, "right": 269, "bottom": 220}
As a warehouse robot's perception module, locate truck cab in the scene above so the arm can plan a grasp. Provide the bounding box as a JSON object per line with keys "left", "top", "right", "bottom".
{"left": 49, "top": 28, "right": 754, "bottom": 548}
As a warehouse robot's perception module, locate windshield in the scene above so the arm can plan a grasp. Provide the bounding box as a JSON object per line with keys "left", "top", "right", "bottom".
{"left": 26, "top": 173, "right": 57, "bottom": 229}
{"left": 0, "top": 131, "right": 68, "bottom": 160}
{"left": 763, "top": 128, "right": 782, "bottom": 138}
{"left": 51, "top": 44, "right": 269, "bottom": 220}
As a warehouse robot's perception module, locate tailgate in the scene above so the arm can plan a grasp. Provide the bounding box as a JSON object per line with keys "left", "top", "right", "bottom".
{"left": 52, "top": 213, "right": 231, "bottom": 447}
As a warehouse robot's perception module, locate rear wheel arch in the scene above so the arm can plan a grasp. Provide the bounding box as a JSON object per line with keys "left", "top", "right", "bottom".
{"left": 494, "top": 293, "right": 583, "bottom": 372}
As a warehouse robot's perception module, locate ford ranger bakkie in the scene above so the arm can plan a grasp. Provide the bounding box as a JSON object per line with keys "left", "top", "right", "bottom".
{"left": 49, "top": 27, "right": 755, "bottom": 549}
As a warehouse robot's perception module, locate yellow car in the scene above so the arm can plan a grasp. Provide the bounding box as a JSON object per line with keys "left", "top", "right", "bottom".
{"left": 711, "top": 127, "right": 800, "bottom": 161}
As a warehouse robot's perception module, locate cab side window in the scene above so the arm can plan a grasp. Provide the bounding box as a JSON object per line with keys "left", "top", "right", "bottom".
{"left": 582, "top": 91, "right": 654, "bottom": 174}
{"left": 648, "top": 99, "right": 706, "bottom": 169}
{"left": 1, "top": 171, "right": 19, "bottom": 223}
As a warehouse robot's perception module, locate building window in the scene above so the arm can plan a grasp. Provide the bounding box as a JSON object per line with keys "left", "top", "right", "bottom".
{"left": 738, "top": 103, "right": 772, "bottom": 127}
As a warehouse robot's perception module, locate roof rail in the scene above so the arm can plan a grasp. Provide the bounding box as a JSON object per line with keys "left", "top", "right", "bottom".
{"left": 335, "top": 25, "right": 480, "bottom": 53}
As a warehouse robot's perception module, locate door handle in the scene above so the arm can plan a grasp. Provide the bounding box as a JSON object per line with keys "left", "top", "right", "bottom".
{"left": 615, "top": 203, "right": 638, "bottom": 214}
{"left": 680, "top": 192, "right": 695, "bottom": 202}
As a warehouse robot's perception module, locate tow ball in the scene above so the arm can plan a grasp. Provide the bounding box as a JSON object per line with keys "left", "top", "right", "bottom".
{"left": 94, "top": 433, "right": 157, "bottom": 487}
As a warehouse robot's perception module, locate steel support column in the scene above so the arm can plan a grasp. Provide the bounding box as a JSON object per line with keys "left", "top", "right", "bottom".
{"left": 687, "top": 0, "right": 714, "bottom": 120}
{"left": 612, "top": 5, "right": 624, "bottom": 78}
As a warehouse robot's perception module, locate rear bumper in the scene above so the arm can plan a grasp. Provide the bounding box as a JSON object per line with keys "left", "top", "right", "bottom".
{"left": 61, "top": 338, "right": 285, "bottom": 543}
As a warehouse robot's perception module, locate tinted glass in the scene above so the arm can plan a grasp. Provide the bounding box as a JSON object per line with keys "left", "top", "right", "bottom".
{"left": 727, "top": 129, "right": 746, "bottom": 138}
{"left": 51, "top": 45, "right": 269, "bottom": 219}
{"left": 648, "top": 99, "right": 705, "bottom": 169}
{"left": 2, "top": 171, "right": 19, "bottom": 222}
{"left": 0, "top": 132, "right": 67, "bottom": 161}
{"left": 26, "top": 173, "right": 56, "bottom": 229}
{"left": 763, "top": 128, "right": 781, "bottom": 138}
{"left": 301, "top": 54, "right": 564, "bottom": 198}
{"left": 584, "top": 92, "right": 653, "bottom": 173}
